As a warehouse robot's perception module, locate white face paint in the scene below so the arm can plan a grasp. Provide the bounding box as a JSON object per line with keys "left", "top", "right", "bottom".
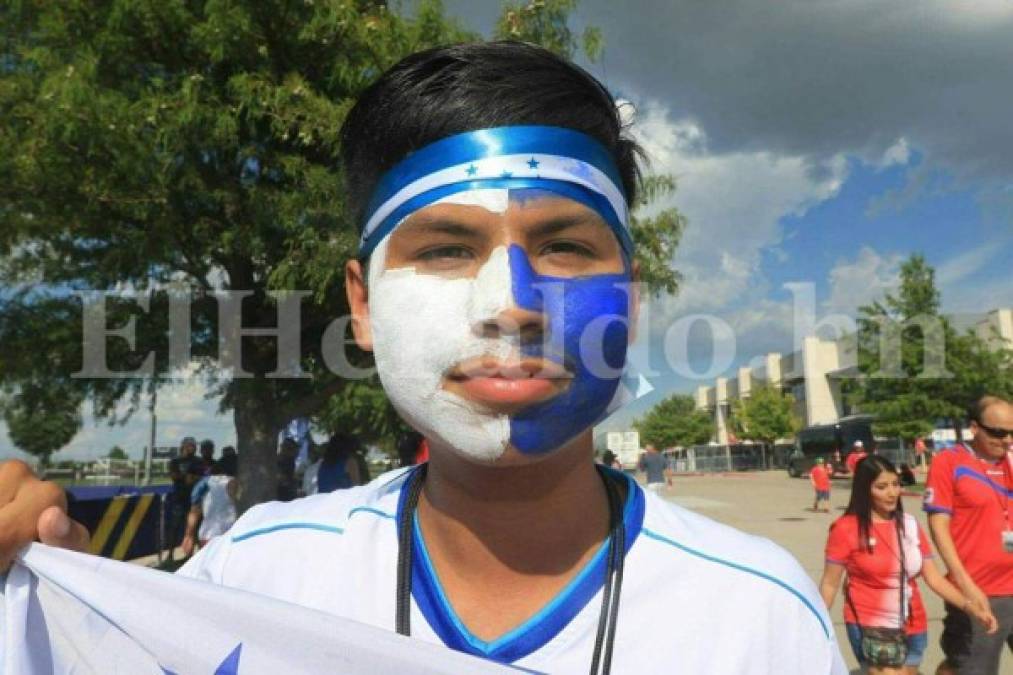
{"left": 367, "top": 190, "right": 517, "bottom": 463}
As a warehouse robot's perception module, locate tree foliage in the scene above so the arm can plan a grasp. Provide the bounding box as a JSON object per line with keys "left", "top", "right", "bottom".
{"left": 730, "top": 384, "right": 799, "bottom": 446}
{"left": 107, "top": 445, "right": 129, "bottom": 460}
{"left": 633, "top": 394, "right": 713, "bottom": 448}
{"left": 1, "top": 382, "right": 83, "bottom": 466}
{"left": 846, "top": 253, "right": 1013, "bottom": 439}
{"left": 0, "top": 0, "right": 686, "bottom": 507}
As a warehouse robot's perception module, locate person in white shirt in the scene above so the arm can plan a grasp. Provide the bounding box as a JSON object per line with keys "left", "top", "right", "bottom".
{"left": 0, "top": 40, "right": 846, "bottom": 674}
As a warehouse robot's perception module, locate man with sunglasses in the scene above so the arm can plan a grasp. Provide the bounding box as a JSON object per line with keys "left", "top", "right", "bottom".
{"left": 925, "top": 395, "right": 1013, "bottom": 674}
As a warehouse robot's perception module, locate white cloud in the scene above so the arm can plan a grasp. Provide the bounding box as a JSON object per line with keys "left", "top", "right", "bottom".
{"left": 628, "top": 99, "right": 848, "bottom": 329}
{"left": 935, "top": 241, "right": 1007, "bottom": 288}
{"left": 823, "top": 247, "right": 904, "bottom": 315}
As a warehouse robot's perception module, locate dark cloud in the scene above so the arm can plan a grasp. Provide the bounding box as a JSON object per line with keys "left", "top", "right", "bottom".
{"left": 442, "top": 0, "right": 1013, "bottom": 181}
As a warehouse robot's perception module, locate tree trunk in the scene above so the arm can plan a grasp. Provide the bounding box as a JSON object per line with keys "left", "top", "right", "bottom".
{"left": 234, "top": 395, "right": 282, "bottom": 514}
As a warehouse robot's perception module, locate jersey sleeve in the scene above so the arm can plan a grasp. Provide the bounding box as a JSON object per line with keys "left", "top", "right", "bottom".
{"left": 190, "top": 476, "right": 210, "bottom": 506}
{"left": 924, "top": 453, "right": 955, "bottom": 514}
{"left": 825, "top": 518, "right": 853, "bottom": 565}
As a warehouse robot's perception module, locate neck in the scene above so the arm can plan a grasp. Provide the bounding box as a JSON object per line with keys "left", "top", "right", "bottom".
{"left": 871, "top": 508, "right": 894, "bottom": 522}
{"left": 418, "top": 429, "right": 610, "bottom": 578}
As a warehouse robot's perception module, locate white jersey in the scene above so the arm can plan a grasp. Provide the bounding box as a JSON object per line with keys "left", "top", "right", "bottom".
{"left": 198, "top": 474, "right": 238, "bottom": 541}
{"left": 179, "top": 467, "right": 846, "bottom": 674}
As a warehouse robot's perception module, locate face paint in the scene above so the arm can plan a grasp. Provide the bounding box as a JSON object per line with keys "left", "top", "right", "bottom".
{"left": 505, "top": 244, "right": 630, "bottom": 454}
{"left": 368, "top": 189, "right": 632, "bottom": 462}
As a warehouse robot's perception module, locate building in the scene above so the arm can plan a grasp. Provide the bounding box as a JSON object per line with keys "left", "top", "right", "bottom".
{"left": 695, "top": 308, "right": 1012, "bottom": 442}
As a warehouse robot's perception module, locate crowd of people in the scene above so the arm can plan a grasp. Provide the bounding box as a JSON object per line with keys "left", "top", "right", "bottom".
{"left": 816, "top": 395, "right": 1013, "bottom": 674}
{"left": 168, "top": 431, "right": 378, "bottom": 560}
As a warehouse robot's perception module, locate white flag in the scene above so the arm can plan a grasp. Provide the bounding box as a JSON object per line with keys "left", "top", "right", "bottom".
{"left": 1, "top": 543, "right": 514, "bottom": 675}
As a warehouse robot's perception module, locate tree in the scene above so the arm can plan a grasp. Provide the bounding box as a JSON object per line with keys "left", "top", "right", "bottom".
{"left": 107, "top": 446, "right": 129, "bottom": 460}
{"left": 846, "top": 253, "right": 1013, "bottom": 440}
{"left": 0, "top": 0, "right": 686, "bottom": 509}
{"left": 1, "top": 382, "right": 82, "bottom": 468}
{"left": 730, "top": 384, "right": 799, "bottom": 447}
{"left": 634, "top": 394, "right": 713, "bottom": 449}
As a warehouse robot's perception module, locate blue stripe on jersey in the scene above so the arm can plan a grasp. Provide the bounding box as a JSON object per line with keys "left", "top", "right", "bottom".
{"left": 641, "top": 528, "right": 830, "bottom": 639}
{"left": 348, "top": 506, "right": 396, "bottom": 520}
{"left": 953, "top": 466, "right": 1013, "bottom": 497}
{"left": 231, "top": 522, "right": 345, "bottom": 543}
{"left": 400, "top": 467, "right": 644, "bottom": 664}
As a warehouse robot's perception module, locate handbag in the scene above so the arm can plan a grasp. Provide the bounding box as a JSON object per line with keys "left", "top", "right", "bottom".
{"left": 846, "top": 518, "right": 909, "bottom": 668}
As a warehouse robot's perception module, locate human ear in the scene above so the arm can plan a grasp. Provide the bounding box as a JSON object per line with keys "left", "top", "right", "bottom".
{"left": 345, "top": 259, "right": 373, "bottom": 351}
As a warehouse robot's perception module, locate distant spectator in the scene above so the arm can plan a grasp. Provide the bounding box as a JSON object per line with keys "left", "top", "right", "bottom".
{"left": 219, "top": 446, "right": 237, "bottom": 477}
{"left": 845, "top": 440, "right": 868, "bottom": 475}
{"left": 198, "top": 439, "right": 215, "bottom": 475}
{"left": 810, "top": 457, "right": 831, "bottom": 513}
{"left": 898, "top": 463, "right": 917, "bottom": 487}
{"left": 167, "top": 436, "right": 204, "bottom": 560}
{"left": 396, "top": 430, "right": 424, "bottom": 468}
{"left": 304, "top": 433, "right": 364, "bottom": 496}
{"left": 182, "top": 458, "right": 238, "bottom": 557}
{"left": 638, "top": 443, "right": 671, "bottom": 493}
{"left": 601, "top": 450, "right": 622, "bottom": 470}
{"left": 276, "top": 438, "right": 299, "bottom": 502}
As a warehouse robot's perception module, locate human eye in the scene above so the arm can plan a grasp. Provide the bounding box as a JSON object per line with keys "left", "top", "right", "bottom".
{"left": 417, "top": 244, "right": 474, "bottom": 262}
{"left": 540, "top": 240, "right": 597, "bottom": 259}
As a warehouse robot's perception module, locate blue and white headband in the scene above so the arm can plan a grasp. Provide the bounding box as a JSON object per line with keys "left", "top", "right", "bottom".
{"left": 357, "top": 126, "right": 633, "bottom": 259}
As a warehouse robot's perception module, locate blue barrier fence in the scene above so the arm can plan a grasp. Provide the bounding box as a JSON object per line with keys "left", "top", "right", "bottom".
{"left": 67, "top": 484, "right": 174, "bottom": 561}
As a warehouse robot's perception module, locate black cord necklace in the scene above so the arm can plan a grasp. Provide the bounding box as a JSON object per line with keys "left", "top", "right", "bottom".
{"left": 394, "top": 463, "right": 627, "bottom": 675}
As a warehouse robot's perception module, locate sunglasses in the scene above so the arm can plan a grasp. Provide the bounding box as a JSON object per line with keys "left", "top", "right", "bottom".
{"left": 976, "top": 422, "right": 1013, "bottom": 440}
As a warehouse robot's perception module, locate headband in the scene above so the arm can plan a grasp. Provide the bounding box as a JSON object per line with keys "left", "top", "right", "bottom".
{"left": 357, "top": 126, "right": 633, "bottom": 259}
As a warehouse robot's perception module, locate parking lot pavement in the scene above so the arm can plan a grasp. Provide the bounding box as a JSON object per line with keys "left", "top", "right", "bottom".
{"left": 649, "top": 470, "right": 991, "bottom": 675}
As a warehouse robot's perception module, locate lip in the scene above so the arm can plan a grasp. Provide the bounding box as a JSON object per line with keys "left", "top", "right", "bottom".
{"left": 446, "top": 357, "right": 572, "bottom": 408}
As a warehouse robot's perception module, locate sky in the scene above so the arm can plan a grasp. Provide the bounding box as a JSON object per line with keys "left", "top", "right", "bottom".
{"left": 3, "top": 1, "right": 1012, "bottom": 462}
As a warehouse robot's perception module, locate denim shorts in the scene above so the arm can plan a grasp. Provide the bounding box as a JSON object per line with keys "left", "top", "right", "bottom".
{"left": 814, "top": 489, "right": 830, "bottom": 500}
{"left": 845, "top": 623, "right": 927, "bottom": 667}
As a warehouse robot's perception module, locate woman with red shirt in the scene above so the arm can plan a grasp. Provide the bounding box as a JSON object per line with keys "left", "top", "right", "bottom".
{"left": 819, "top": 456, "right": 996, "bottom": 674}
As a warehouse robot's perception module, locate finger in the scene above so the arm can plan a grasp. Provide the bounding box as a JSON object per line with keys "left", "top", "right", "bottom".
{"left": 0, "top": 478, "right": 67, "bottom": 572}
{"left": 38, "top": 506, "right": 90, "bottom": 553}
{"left": 0, "top": 460, "right": 36, "bottom": 505}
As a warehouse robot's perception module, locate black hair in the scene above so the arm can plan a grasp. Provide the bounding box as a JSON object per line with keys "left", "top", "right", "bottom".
{"left": 845, "top": 455, "right": 904, "bottom": 552}
{"left": 325, "top": 432, "right": 362, "bottom": 463}
{"left": 199, "top": 439, "right": 214, "bottom": 453}
{"left": 339, "top": 41, "right": 644, "bottom": 233}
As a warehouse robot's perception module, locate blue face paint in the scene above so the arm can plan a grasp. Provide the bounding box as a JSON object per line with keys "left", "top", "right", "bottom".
{"left": 505, "top": 244, "right": 631, "bottom": 455}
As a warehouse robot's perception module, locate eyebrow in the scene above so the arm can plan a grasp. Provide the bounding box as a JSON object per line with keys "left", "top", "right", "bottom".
{"left": 401, "top": 216, "right": 484, "bottom": 239}
{"left": 527, "top": 213, "right": 607, "bottom": 238}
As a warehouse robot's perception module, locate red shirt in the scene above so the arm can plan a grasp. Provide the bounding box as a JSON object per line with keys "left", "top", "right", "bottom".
{"left": 846, "top": 451, "right": 867, "bottom": 475}
{"left": 924, "top": 444, "right": 1013, "bottom": 596}
{"left": 810, "top": 464, "right": 831, "bottom": 491}
{"left": 826, "top": 514, "right": 932, "bottom": 633}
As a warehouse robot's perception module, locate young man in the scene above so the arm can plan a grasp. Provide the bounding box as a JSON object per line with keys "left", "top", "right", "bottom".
{"left": 167, "top": 435, "right": 204, "bottom": 560}
{"left": 638, "top": 443, "right": 672, "bottom": 493}
{"left": 0, "top": 42, "right": 844, "bottom": 673}
{"left": 925, "top": 395, "right": 1013, "bottom": 674}
{"left": 810, "top": 457, "right": 831, "bottom": 513}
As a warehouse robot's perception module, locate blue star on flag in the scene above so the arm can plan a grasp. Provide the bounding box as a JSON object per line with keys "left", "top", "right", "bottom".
{"left": 465, "top": 164, "right": 478, "bottom": 177}
{"left": 527, "top": 157, "right": 540, "bottom": 169}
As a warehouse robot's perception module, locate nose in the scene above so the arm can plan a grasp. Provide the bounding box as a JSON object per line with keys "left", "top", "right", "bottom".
{"left": 467, "top": 246, "right": 547, "bottom": 343}
{"left": 478, "top": 306, "right": 546, "bottom": 342}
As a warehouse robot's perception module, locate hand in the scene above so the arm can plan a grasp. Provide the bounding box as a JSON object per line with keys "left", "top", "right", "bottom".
{"left": 0, "top": 460, "right": 90, "bottom": 571}
{"left": 181, "top": 534, "right": 196, "bottom": 558}
{"left": 969, "top": 601, "right": 999, "bottom": 634}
